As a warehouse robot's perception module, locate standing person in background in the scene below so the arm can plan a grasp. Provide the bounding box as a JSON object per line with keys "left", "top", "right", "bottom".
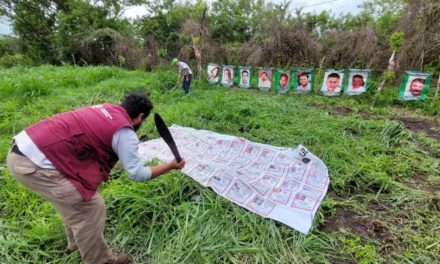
{"left": 172, "top": 58, "right": 193, "bottom": 95}
{"left": 6, "top": 93, "right": 186, "bottom": 264}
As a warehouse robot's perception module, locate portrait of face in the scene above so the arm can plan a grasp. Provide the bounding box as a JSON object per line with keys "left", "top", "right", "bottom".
{"left": 208, "top": 66, "right": 220, "bottom": 81}
{"left": 223, "top": 69, "right": 232, "bottom": 84}
{"left": 409, "top": 78, "right": 424, "bottom": 96}
{"left": 261, "top": 72, "right": 268, "bottom": 81}
{"left": 351, "top": 75, "right": 364, "bottom": 89}
{"left": 224, "top": 69, "right": 231, "bottom": 79}
{"left": 326, "top": 73, "right": 340, "bottom": 92}
{"left": 280, "top": 74, "right": 288, "bottom": 88}
{"left": 241, "top": 70, "right": 249, "bottom": 85}
{"left": 299, "top": 75, "right": 309, "bottom": 86}
{"left": 211, "top": 67, "right": 219, "bottom": 77}
{"left": 295, "top": 193, "right": 306, "bottom": 201}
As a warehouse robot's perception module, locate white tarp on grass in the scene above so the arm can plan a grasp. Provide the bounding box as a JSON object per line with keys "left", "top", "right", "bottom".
{"left": 138, "top": 125, "right": 329, "bottom": 234}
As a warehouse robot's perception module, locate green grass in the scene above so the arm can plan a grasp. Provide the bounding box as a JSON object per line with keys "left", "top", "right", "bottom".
{"left": 0, "top": 65, "right": 439, "bottom": 263}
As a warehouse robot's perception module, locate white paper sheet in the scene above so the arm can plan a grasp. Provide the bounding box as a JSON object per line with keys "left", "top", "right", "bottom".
{"left": 138, "top": 125, "right": 329, "bottom": 234}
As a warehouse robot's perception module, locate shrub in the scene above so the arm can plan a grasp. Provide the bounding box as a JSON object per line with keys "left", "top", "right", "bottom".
{"left": 0, "top": 54, "right": 34, "bottom": 68}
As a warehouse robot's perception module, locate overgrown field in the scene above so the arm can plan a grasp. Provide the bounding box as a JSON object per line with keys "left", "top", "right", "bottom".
{"left": 0, "top": 66, "right": 439, "bottom": 264}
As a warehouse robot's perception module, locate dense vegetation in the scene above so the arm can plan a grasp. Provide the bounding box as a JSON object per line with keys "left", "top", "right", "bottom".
{"left": 0, "top": 66, "right": 439, "bottom": 263}
{"left": 0, "top": 0, "right": 439, "bottom": 78}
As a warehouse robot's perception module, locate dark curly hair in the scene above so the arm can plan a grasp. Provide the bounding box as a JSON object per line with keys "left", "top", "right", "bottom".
{"left": 121, "top": 92, "right": 153, "bottom": 119}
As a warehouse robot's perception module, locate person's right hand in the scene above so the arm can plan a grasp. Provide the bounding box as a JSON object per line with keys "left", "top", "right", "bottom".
{"left": 170, "top": 158, "right": 185, "bottom": 170}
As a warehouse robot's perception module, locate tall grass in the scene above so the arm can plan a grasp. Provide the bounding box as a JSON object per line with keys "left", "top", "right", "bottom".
{"left": 0, "top": 66, "right": 439, "bottom": 263}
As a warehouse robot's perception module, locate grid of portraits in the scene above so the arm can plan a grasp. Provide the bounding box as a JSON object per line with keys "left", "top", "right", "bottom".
{"left": 206, "top": 64, "right": 433, "bottom": 100}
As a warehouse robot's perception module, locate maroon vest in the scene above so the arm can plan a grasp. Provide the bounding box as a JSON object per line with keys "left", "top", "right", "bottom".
{"left": 25, "top": 104, "right": 133, "bottom": 201}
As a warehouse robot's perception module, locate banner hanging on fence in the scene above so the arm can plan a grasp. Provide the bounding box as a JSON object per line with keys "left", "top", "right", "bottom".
{"left": 221, "top": 65, "right": 234, "bottom": 87}
{"left": 275, "top": 70, "right": 291, "bottom": 93}
{"left": 294, "top": 69, "right": 313, "bottom": 93}
{"left": 257, "top": 68, "right": 272, "bottom": 91}
{"left": 399, "top": 71, "right": 432, "bottom": 101}
{"left": 321, "top": 69, "right": 344, "bottom": 96}
{"left": 344, "top": 69, "right": 371, "bottom": 96}
{"left": 238, "top": 66, "right": 252, "bottom": 89}
{"left": 138, "top": 125, "right": 329, "bottom": 234}
{"left": 207, "top": 63, "right": 220, "bottom": 84}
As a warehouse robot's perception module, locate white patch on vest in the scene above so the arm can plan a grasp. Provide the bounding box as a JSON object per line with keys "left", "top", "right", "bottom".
{"left": 92, "top": 104, "right": 113, "bottom": 119}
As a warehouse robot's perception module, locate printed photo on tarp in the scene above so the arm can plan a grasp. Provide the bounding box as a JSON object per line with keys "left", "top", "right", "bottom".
{"left": 321, "top": 69, "right": 344, "bottom": 96}
{"left": 238, "top": 66, "right": 252, "bottom": 88}
{"left": 275, "top": 70, "right": 291, "bottom": 94}
{"left": 257, "top": 68, "right": 272, "bottom": 91}
{"left": 399, "top": 71, "right": 432, "bottom": 101}
{"left": 138, "top": 125, "right": 330, "bottom": 235}
{"left": 344, "top": 69, "right": 371, "bottom": 95}
{"left": 221, "top": 65, "right": 234, "bottom": 87}
{"left": 294, "top": 69, "right": 313, "bottom": 93}
{"left": 207, "top": 63, "right": 220, "bottom": 84}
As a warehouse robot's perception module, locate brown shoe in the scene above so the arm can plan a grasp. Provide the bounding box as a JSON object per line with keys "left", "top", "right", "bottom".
{"left": 104, "top": 253, "right": 130, "bottom": 264}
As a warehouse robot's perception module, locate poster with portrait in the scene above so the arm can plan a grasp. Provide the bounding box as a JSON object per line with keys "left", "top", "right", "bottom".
{"left": 257, "top": 68, "right": 272, "bottom": 91}
{"left": 238, "top": 66, "right": 252, "bottom": 89}
{"left": 321, "top": 69, "right": 344, "bottom": 96}
{"left": 399, "top": 71, "right": 432, "bottom": 101}
{"left": 344, "top": 69, "right": 371, "bottom": 95}
{"left": 221, "top": 65, "right": 234, "bottom": 87}
{"left": 275, "top": 70, "right": 291, "bottom": 94}
{"left": 207, "top": 63, "right": 221, "bottom": 84}
{"left": 293, "top": 69, "right": 314, "bottom": 93}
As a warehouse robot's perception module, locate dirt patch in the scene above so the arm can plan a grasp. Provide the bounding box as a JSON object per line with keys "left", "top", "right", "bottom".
{"left": 395, "top": 117, "right": 440, "bottom": 141}
{"left": 319, "top": 208, "right": 392, "bottom": 242}
{"left": 312, "top": 104, "right": 353, "bottom": 116}
{"left": 402, "top": 174, "right": 440, "bottom": 193}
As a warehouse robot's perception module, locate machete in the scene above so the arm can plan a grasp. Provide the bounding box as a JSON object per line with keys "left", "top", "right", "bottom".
{"left": 154, "top": 113, "right": 182, "bottom": 162}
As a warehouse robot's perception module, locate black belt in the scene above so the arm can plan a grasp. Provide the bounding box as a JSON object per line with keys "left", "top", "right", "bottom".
{"left": 11, "top": 144, "right": 24, "bottom": 156}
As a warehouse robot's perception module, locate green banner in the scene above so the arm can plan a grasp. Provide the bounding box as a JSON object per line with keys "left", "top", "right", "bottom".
{"left": 321, "top": 69, "right": 344, "bottom": 96}
{"left": 275, "top": 70, "right": 291, "bottom": 94}
{"left": 207, "top": 63, "right": 220, "bottom": 84}
{"left": 343, "top": 69, "right": 371, "bottom": 96}
{"left": 257, "top": 68, "right": 272, "bottom": 91}
{"left": 238, "top": 66, "right": 252, "bottom": 88}
{"left": 399, "top": 71, "right": 432, "bottom": 101}
{"left": 221, "top": 65, "right": 234, "bottom": 87}
{"left": 293, "top": 69, "right": 314, "bottom": 93}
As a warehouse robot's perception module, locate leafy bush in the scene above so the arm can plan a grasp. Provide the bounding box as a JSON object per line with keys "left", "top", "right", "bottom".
{"left": 0, "top": 54, "right": 34, "bottom": 68}
{"left": 150, "top": 69, "right": 176, "bottom": 92}
{"left": 0, "top": 36, "right": 21, "bottom": 56}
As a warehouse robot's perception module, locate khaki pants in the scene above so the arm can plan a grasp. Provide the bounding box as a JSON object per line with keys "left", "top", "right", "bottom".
{"left": 6, "top": 151, "right": 113, "bottom": 264}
